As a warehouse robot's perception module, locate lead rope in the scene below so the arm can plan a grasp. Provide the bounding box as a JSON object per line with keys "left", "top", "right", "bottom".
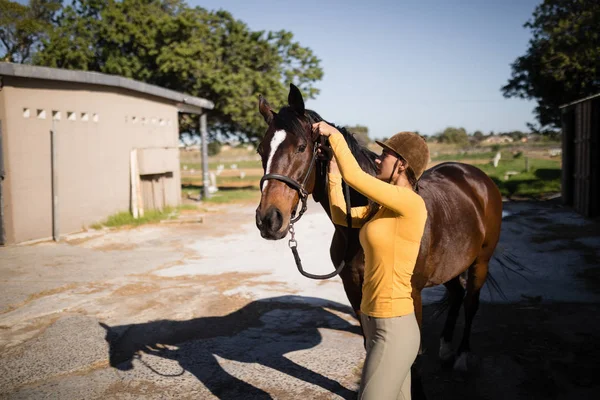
{"left": 289, "top": 139, "right": 352, "bottom": 280}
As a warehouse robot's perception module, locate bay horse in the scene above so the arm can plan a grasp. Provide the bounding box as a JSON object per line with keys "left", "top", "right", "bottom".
{"left": 255, "top": 84, "right": 503, "bottom": 376}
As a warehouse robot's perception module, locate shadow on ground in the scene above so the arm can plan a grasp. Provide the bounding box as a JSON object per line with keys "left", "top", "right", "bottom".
{"left": 418, "top": 301, "right": 600, "bottom": 400}
{"left": 101, "top": 295, "right": 600, "bottom": 400}
{"left": 101, "top": 296, "right": 361, "bottom": 399}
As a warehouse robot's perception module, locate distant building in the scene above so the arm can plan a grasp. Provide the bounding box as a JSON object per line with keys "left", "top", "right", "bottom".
{"left": 481, "top": 136, "right": 514, "bottom": 145}
{"left": 525, "top": 134, "right": 542, "bottom": 142}
{"left": 0, "top": 63, "right": 213, "bottom": 245}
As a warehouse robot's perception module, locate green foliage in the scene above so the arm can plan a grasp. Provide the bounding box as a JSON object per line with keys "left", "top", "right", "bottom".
{"left": 431, "top": 151, "right": 497, "bottom": 162}
{"left": 491, "top": 144, "right": 501, "bottom": 152}
{"left": 504, "top": 130, "right": 526, "bottom": 140}
{"left": 0, "top": 0, "right": 61, "bottom": 63}
{"left": 472, "top": 130, "right": 485, "bottom": 141}
{"left": 94, "top": 206, "right": 182, "bottom": 228}
{"left": 437, "top": 127, "right": 469, "bottom": 146}
{"left": 502, "top": 0, "right": 600, "bottom": 130}
{"left": 33, "top": 0, "right": 323, "bottom": 142}
{"left": 207, "top": 140, "right": 222, "bottom": 156}
{"left": 513, "top": 151, "right": 523, "bottom": 159}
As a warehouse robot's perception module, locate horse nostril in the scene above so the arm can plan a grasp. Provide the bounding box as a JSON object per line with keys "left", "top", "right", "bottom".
{"left": 267, "top": 208, "right": 283, "bottom": 232}
{"left": 256, "top": 209, "right": 263, "bottom": 228}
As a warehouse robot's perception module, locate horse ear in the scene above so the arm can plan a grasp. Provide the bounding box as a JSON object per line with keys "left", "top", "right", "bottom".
{"left": 288, "top": 83, "right": 305, "bottom": 115}
{"left": 259, "top": 95, "right": 274, "bottom": 124}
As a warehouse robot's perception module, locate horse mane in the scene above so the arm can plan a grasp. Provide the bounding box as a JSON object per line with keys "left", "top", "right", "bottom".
{"left": 304, "top": 109, "right": 378, "bottom": 175}
{"left": 271, "top": 106, "right": 379, "bottom": 211}
{"left": 305, "top": 109, "right": 379, "bottom": 211}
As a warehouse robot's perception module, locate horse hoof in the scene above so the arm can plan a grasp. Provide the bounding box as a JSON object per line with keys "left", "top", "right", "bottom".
{"left": 453, "top": 352, "right": 469, "bottom": 372}
{"left": 438, "top": 339, "right": 454, "bottom": 362}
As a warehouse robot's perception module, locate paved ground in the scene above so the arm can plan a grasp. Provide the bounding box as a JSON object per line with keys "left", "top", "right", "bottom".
{"left": 1, "top": 198, "right": 599, "bottom": 399}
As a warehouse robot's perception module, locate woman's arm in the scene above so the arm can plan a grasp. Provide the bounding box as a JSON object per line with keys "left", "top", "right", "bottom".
{"left": 312, "top": 121, "right": 424, "bottom": 216}
{"left": 329, "top": 132, "right": 424, "bottom": 216}
{"left": 328, "top": 172, "right": 371, "bottom": 227}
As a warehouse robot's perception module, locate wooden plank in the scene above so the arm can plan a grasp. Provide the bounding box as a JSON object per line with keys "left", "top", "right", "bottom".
{"left": 592, "top": 99, "right": 600, "bottom": 217}
{"left": 583, "top": 101, "right": 591, "bottom": 217}
{"left": 565, "top": 97, "right": 600, "bottom": 218}
{"left": 574, "top": 105, "right": 580, "bottom": 213}
{"left": 130, "top": 149, "right": 139, "bottom": 219}
{"left": 136, "top": 164, "right": 144, "bottom": 218}
{"left": 561, "top": 108, "right": 575, "bottom": 206}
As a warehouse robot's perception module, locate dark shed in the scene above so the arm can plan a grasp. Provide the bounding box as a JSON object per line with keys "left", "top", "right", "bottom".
{"left": 560, "top": 93, "right": 600, "bottom": 218}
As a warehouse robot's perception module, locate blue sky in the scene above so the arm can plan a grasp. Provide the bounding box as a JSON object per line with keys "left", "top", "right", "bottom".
{"left": 192, "top": 0, "right": 540, "bottom": 138}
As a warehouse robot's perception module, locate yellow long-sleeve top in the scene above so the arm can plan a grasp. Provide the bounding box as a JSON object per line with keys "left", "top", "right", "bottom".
{"left": 328, "top": 132, "right": 427, "bottom": 318}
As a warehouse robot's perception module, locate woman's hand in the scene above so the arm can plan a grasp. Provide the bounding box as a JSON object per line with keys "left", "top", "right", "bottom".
{"left": 312, "top": 121, "right": 340, "bottom": 138}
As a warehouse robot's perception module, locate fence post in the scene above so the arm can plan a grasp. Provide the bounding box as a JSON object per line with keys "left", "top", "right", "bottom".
{"left": 200, "top": 113, "right": 210, "bottom": 199}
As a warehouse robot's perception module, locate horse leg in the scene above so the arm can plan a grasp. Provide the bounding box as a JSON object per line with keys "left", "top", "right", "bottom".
{"left": 439, "top": 277, "right": 465, "bottom": 362}
{"left": 339, "top": 262, "right": 365, "bottom": 346}
{"left": 454, "top": 259, "right": 489, "bottom": 372}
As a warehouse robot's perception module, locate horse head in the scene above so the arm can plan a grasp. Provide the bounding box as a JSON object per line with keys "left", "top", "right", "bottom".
{"left": 255, "top": 84, "right": 321, "bottom": 240}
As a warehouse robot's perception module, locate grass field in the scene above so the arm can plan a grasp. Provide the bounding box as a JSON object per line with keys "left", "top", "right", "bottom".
{"left": 90, "top": 205, "right": 199, "bottom": 229}
{"left": 477, "top": 158, "right": 561, "bottom": 198}
{"left": 182, "top": 160, "right": 262, "bottom": 170}
{"left": 182, "top": 185, "right": 260, "bottom": 204}
{"left": 180, "top": 141, "right": 563, "bottom": 202}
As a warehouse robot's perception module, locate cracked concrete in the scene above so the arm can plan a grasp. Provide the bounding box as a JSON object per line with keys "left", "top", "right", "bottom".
{"left": 0, "top": 199, "right": 599, "bottom": 399}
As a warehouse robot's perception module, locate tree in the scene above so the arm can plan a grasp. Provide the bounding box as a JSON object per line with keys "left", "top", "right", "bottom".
{"left": 502, "top": 0, "right": 600, "bottom": 130}
{"left": 507, "top": 130, "right": 526, "bottom": 140}
{"left": 207, "top": 140, "right": 222, "bottom": 156}
{"left": 472, "top": 130, "right": 484, "bottom": 142}
{"left": 437, "top": 127, "right": 469, "bottom": 146}
{"left": 343, "top": 124, "right": 370, "bottom": 146}
{"left": 0, "top": 0, "right": 61, "bottom": 63}
{"left": 35, "top": 0, "right": 323, "bottom": 142}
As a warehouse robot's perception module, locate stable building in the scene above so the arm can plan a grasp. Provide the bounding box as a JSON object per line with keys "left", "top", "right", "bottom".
{"left": 561, "top": 93, "right": 600, "bottom": 218}
{"left": 0, "top": 63, "right": 213, "bottom": 245}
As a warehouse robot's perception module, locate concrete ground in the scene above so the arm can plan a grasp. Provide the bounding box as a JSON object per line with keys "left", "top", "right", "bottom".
{"left": 1, "top": 198, "right": 599, "bottom": 399}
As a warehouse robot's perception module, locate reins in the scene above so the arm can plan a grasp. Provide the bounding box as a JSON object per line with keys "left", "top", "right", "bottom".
{"left": 259, "top": 137, "right": 353, "bottom": 280}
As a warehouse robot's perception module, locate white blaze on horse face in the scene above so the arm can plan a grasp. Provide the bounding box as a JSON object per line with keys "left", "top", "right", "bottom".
{"left": 263, "top": 129, "right": 287, "bottom": 190}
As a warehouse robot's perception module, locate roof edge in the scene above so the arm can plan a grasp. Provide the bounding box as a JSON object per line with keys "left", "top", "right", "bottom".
{"left": 559, "top": 93, "right": 600, "bottom": 109}
{"left": 0, "top": 62, "right": 214, "bottom": 111}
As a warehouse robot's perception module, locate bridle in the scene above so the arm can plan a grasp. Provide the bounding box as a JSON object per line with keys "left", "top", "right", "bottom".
{"left": 259, "top": 136, "right": 353, "bottom": 280}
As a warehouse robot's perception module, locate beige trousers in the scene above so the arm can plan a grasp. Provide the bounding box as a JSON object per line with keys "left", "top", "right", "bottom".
{"left": 358, "top": 312, "right": 420, "bottom": 400}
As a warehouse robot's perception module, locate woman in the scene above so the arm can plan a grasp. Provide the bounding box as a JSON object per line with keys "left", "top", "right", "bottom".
{"left": 312, "top": 122, "right": 429, "bottom": 400}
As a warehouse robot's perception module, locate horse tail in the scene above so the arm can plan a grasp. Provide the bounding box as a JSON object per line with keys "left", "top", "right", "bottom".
{"left": 486, "top": 246, "right": 532, "bottom": 301}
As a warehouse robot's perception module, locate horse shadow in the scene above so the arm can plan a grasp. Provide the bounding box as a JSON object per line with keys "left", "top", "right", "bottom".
{"left": 100, "top": 295, "right": 362, "bottom": 399}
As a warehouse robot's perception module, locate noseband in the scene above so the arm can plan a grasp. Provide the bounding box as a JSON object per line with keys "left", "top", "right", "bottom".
{"left": 259, "top": 140, "right": 319, "bottom": 225}
{"left": 259, "top": 136, "right": 352, "bottom": 280}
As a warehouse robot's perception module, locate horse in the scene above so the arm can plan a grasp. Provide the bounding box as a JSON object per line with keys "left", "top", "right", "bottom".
{"left": 255, "top": 84, "right": 503, "bottom": 379}
{"left": 101, "top": 296, "right": 362, "bottom": 399}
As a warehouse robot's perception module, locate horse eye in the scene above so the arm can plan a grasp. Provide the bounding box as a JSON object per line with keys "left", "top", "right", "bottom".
{"left": 298, "top": 144, "right": 307, "bottom": 153}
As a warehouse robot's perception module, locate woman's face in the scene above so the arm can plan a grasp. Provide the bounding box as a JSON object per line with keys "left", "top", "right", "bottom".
{"left": 375, "top": 149, "right": 401, "bottom": 181}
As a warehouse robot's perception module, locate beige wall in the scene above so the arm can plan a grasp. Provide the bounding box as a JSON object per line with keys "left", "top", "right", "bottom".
{"left": 2, "top": 77, "right": 182, "bottom": 244}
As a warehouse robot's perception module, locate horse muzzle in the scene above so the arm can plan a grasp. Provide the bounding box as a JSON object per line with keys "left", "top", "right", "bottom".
{"left": 256, "top": 206, "right": 289, "bottom": 240}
